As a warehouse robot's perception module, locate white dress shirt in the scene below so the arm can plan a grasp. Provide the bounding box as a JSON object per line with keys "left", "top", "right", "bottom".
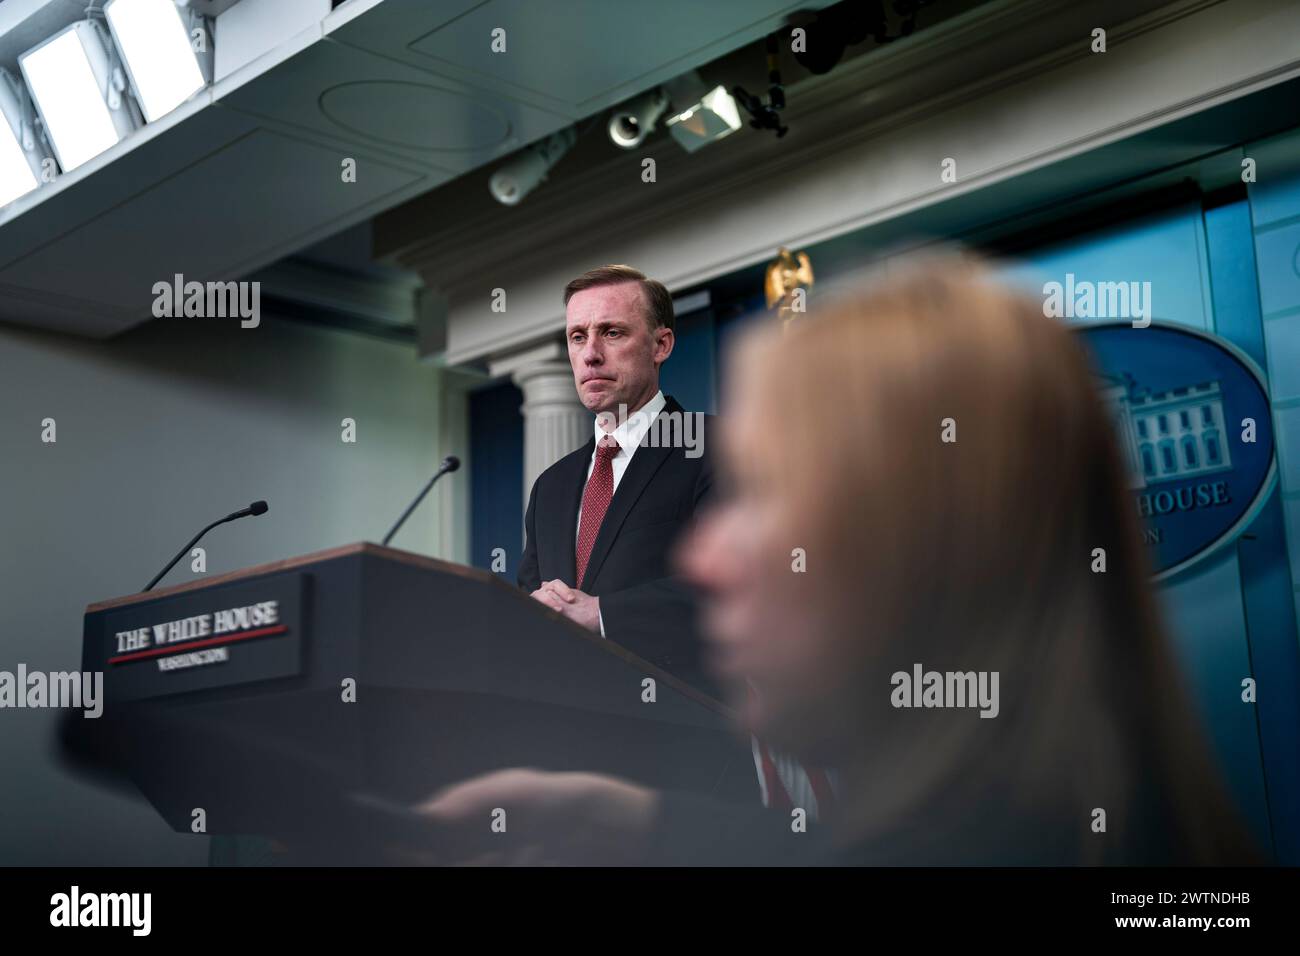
{"left": 577, "top": 389, "right": 666, "bottom": 637}
{"left": 579, "top": 389, "right": 667, "bottom": 506}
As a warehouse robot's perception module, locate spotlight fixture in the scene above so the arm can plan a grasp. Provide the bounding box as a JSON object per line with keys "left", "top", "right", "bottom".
{"left": 20, "top": 20, "right": 140, "bottom": 173}
{"left": 732, "top": 85, "right": 787, "bottom": 139}
{"left": 665, "top": 85, "right": 742, "bottom": 154}
{"left": 104, "top": 0, "right": 212, "bottom": 124}
{"left": 607, "top": 88, "right": 669, "bottom": 149}
{"left": 489, "top": 127, "right": 577, "bottom": 206}
{"left": 0, "top": 70, "right": 48, "bottom": 208}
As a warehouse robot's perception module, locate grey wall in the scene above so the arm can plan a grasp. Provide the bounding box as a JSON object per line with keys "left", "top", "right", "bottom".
{"left": 0, "top": 315, "right": 442, "bottom": 865}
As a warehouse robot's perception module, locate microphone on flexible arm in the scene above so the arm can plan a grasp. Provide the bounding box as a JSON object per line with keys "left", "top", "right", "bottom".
{"left": 382, "top": 456, "right": 460, "bottom": 547}
{"left": 142, "top": 501, "right": 269, "bottom": 592}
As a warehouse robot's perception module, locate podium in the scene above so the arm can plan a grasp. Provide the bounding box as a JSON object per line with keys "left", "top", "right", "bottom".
{"left": 69, "top": 543, "right": 755, "bottom": 861}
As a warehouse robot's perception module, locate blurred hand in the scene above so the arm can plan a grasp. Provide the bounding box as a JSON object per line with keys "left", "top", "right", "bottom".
{"left": 413, "top": 768, "right": 659, "bottom": 865}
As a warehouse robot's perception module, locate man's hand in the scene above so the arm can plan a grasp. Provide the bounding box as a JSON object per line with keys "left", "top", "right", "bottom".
{"left": 530, "top": 579, "right": 601, "bottom": 632}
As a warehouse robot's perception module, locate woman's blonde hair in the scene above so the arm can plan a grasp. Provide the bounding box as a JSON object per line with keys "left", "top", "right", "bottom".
{"left": 731, "top": 254, "right": 1259, "bottom": 865}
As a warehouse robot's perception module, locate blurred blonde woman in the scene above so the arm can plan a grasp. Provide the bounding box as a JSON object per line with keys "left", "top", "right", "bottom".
{"left": 419, "top": 256, "right": 1261, "bottom": 866}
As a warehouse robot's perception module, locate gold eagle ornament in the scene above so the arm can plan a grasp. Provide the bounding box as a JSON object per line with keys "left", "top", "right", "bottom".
{"left": 764, "top": 247, "right": 814, "bottom": 326}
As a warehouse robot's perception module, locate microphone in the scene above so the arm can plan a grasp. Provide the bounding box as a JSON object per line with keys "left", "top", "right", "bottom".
{"left": 382, "top": 456, "right": 460, "bottom": 547}
{"left": 142, "top": 501, "right": 269, "bottom": 592}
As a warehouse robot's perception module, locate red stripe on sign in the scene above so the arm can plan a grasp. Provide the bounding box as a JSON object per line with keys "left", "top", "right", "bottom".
{"left": 108, "top": 624, "right": 288, "bottom": 665}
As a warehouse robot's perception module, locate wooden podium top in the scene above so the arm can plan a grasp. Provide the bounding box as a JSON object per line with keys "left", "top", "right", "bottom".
{"left": 85, "top": 541, "right": 732, "bottom": 717}
{"left": 86, "top": 541, "right": 491, "bottom": 614}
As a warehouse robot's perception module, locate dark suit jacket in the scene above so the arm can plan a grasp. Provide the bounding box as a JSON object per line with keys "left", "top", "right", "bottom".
{"left": 517, "top": 395, "right": 715, "bottom": 691}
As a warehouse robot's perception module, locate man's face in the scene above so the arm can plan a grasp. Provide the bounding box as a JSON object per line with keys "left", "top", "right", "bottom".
{"left": 566, "top": 282, "right": 673, "bottom": 415}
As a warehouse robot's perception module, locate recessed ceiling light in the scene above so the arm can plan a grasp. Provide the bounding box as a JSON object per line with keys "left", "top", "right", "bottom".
{"left": 105, "top": 0, "right": 209, "bottom": 124}
{"left": 20, "top": 21, "right": 137, "bottom": 173}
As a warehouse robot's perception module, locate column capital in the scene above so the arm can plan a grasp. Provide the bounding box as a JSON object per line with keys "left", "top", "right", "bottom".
{"left": 512, "top": 359, "right": 585, "bottom": 412}
{"left": 487, "top": 340, "right": 567, "bottom": 380}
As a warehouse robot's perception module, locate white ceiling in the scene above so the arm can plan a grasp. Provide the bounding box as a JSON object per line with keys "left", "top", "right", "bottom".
{"left": 0, "top": 0, "right": 830, "bottom": 337}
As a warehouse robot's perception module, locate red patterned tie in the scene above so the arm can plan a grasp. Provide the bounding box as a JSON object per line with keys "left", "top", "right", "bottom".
{"left": 575, "top": 435, "right": 619, "bottom": 585}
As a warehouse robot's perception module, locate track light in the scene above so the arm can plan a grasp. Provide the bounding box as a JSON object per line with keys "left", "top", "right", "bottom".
{"left": 607, "top": 88, "right": 669, "bottom": 149}
{"left": 665, "top": 85, "right": 742, "bottom": 153}
{"left": 20, "top": 21, "right": 140, "bottom": 173}
{"left": 105, "top": 0, "right": 211, "bottom": 124}
{"left": 0, "top": 70, "right": 48, "bottom": 208}
{"left": 489, "top": 127, "right": 577, "bottom": 206}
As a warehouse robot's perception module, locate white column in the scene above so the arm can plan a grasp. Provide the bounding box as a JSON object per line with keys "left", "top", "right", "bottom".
{"left": 489, "top": 342, "right": 590, "bottom": 513}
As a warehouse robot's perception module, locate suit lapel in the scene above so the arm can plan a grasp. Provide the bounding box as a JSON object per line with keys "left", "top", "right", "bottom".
{"left": 555, "top": 436, "right": 594, "bottom": 586}
{"left": 579, "top": 396, "right": 683, "bottom": 592}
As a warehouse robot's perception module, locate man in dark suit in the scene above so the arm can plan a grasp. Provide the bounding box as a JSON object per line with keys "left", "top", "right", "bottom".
{"left": 518, "top": 265, "right": 714, "bottom": 690}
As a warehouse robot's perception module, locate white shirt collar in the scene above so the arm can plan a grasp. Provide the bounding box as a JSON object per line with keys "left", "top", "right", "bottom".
{"left": 595, "top": 390, "right": 666, "bottom": 453}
